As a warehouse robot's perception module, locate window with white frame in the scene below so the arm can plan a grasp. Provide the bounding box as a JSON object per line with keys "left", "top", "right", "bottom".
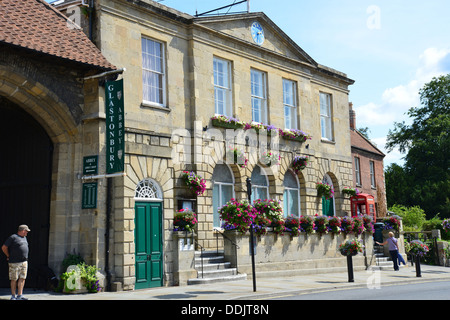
{"left": 355, "top": 157, "right": 361, "bottom": 186}
{"left": 283, "top": 170, "right": 300, "bottom": 217}
{"left": 214, "top": 57, "right": 232, "bottom": 116}
{"left": 251, "top": 69, "right": 267, "bottom": 124}
{"left": 370, "top": 161, "right": 376, "bottom": 188}
{"left": 283, "top": 79, "right": 298, "bottom": 129}
{"left": 142, "top": 37, "right": 165, "bottom": 106}
{"left": 251, "top": 165, "right": 269, "bottom": 202}
{"left": 320, "top": 92, "right": 333, "bottom": 140}
{"left": 212, "top": 164, "right": 235, "bottom": 228}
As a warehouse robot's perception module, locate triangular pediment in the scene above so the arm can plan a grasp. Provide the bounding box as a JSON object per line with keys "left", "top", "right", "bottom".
{"left": 194, "top": 12, "right": 317, "bottom": 67}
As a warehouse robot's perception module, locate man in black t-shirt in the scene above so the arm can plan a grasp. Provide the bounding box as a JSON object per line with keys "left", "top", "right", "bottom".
{"left": 2, "top": 225, "right": 31, "bottom": 300}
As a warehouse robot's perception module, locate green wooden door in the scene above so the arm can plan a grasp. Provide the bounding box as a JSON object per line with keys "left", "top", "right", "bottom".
{"left": 134, "top": 202, "right": 163, "bottom": 289}
{"left": 322, "top": 196, "right": 334, "bottom": 217}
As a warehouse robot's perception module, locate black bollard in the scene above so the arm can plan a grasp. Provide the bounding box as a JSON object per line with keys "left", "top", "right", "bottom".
{"left": 415, "top": 255, "right": 421, "bottom": 277}
{"left": 347, "top": 255, "right": 354, "bottom": 282}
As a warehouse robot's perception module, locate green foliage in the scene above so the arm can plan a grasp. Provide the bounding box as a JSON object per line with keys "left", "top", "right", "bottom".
{"left": 389, "top": 204, "right": 426, "bottom": 231}
{"left": 385, "top": 74, "right": 450, "bottom": 218}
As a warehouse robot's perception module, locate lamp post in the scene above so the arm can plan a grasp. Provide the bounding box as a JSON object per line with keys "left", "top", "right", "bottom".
{"left": 246, "top": 178, "right": 257, "bottom": 292}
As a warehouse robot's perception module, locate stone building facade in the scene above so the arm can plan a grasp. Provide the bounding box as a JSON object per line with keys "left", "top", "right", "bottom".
{"left": 79, "top": 0, "right": 356, "bottom": 289}
{"left": 1, "top": 0, "right": 357, "bottom": 291}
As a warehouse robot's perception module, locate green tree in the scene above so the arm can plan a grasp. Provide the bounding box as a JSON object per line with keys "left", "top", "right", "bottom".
{"left": 386, "top": 74, "right": 450, "bottom": 218}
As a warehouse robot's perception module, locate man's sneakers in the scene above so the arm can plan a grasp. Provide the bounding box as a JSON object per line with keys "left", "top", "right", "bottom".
{"left": 11, "top": 295, "right": 28, "bottom": 300}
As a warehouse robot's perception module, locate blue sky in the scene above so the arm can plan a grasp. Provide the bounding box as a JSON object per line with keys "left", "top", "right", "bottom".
{"left": 156, "top": 0, "right": 450, "bottom": 166}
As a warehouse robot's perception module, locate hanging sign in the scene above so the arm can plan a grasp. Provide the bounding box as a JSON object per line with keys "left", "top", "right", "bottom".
{"left": 105, "top": 79, "right": 125, "bottom": 174}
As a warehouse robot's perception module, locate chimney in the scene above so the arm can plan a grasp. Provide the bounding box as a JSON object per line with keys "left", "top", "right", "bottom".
{"left": 349, "top": 102, "right": 356, "bottom": 130}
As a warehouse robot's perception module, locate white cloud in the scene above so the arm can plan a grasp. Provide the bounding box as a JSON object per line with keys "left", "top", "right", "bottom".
{"left": 354, "top": 47, "right": 450, "bottom": 166}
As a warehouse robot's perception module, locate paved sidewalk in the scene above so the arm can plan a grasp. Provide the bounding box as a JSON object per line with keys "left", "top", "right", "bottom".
{"left": 1, "top": 264, "right": 449, "bottom": 300}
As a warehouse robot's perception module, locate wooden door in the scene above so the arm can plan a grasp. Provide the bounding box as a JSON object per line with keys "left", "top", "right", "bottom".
{"left": 134, "top": 202, "right": 163, "bottom": 289}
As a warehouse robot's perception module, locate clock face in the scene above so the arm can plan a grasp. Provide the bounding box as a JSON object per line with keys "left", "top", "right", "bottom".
{"left": 251, "top": 21, "right": 264, "bottom": 46}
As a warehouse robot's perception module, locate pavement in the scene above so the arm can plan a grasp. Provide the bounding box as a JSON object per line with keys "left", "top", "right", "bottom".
{"left": 1, "top": 263, "right": 449, "bottom": 301}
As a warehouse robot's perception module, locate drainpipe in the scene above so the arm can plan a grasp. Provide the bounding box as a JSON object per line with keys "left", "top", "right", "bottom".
{"left": 105, "top": 177, "right": 112, "bottom": 291}
{"left": 88, "top": 0, "right": 94, "bottom": 41}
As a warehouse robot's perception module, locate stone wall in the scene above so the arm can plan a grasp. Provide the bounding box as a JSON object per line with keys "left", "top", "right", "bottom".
{"left": 223, "top": 231, "right": 374, "bottom": 278}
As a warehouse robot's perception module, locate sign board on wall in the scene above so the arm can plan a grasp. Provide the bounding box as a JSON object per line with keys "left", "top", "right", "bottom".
{"left": 105, "top": 79, "right": 125, "bottom": 174}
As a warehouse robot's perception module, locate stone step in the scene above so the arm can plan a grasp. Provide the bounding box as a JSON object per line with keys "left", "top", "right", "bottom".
{"left": 188, "top": 250, "right": 247, "bottom": 285}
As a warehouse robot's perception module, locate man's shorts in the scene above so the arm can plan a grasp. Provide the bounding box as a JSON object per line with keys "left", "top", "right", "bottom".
{"left": 8, "top": 261, "right": 28, "bottom": 281}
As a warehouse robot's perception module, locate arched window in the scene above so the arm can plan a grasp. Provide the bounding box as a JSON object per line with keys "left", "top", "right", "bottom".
{"left": 135, "top": 178, "right": 163, "bottom": 201}
{"left": 251, "top": 165, "right": 269, "bottom": 202}
{"left": 212, "top": 164, "right": 235, "bottom": 228}
{"left": 283, "top": 170, "right": 300, "bottom": 217}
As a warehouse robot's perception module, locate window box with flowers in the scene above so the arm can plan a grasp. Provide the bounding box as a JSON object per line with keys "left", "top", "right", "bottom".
{"left": 244, "top": 123, "right": 277, "bottom": 136}
{"left": 181, "top": 171, "right": 206, "bottom": 196}
{"left": 291, "top": 156, "right": 309, "bottom": 174}
{"left": 284, "top": 215, "right": 301, "bottom": 237}
{"left": 316, "top": 182, "right": 334, "bottom": 199}
{"left": 253, "top": 199, "right": 284, "bottom": 228}
{"left": 299, "top": 215, "right": 315, "bottom": 234}
{"left": 211, "top": 115, "right": 244, "bottom": 129}
{"left": 219, "top": 199, "right": 257, "bottom": 234}
{"left": 328, "top": 216, "right": 341, "bottom": 235}
{"left": 279, "top": 128, "right": 312, "bottom": 142}
{"left": 314, "top": 215, "right": 329, "bottom": 235}
{"left": 340, "top": 216, "right": 355, "bottom": 235}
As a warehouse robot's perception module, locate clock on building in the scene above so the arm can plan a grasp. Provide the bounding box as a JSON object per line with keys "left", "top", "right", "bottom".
{"left": 251, "top": 21, "right": 264, "bottom": 46}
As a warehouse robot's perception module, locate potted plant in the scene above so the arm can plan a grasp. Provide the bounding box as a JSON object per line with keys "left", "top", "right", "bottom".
{"left": 61, "top": 263, "right": 101, "bottom": 294}
{"left": 173, "top": 208, "right": 198, "bottom": 232}
{"left": 219, "top": 199, "right": 257, "bottom": 234}
{"left": 316, "top": 182, "right": 334, "bottom": 199}
{"left": 339, "top": 239, "right": 364, "bottom": 256}
{"left": 299, "top": 215, "right": 315, "bottom": 234}
{"left": 352, "top": 216, "right": 365, "bottom": 235}
{"left": 211, "top": 115, "right": 244, "bottom": 129}
{"left": 181, "top": 171, "right": 206, "bottom": 196}
{"left": 260, "top": 151, "right": 281, "bottom": 166}
{"left": 253, "top": 199, "right": 284, "bottom": 228}
{"left": 314, "top": 215, "right": 329, "bottom": 235}
{"left": 339, "top": 239, "right": 364, "bottom": 283}
{"left": 278, "top": 128, "right": 312, "bottom": 142}
{"left": 228, "top": 147, "right": 248, "bottom": 168}
{"left": 328, "top": 216, "right": 341, "bottom": 235}
{"left": 342, "top": 187, "right": 359, "bottom": 197}
{"left": 340, "top": 216, "right": 355, "bottom": 235}
{"left": 383, "top": 215, "right": 401, "bottom": 232}
{"left": 284, "top": 215, "right": 300, "bottom": 236}
{"left": 291, "top": 156, "right": 309, "bottom": 173}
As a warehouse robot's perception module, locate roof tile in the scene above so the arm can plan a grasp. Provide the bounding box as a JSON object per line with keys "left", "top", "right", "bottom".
{"left": 0, "top": 0, "right": 115, "bottom": 70}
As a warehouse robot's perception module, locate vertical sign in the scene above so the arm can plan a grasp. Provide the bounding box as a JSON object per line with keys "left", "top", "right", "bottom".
{"left": 82, "top": 182, "right": 98, "bottom": 209}
{"left": 105, "top": 79, "right": 125, "bottom": 174}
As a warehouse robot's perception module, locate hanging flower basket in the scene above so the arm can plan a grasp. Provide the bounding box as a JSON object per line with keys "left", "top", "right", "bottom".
{"left": 227, "top": 147, "right": 248, "bottom": 168}
{"left": 314, "top": 215, "right": 329, "bottom": 235}
{"left": 253, "top": 199, "right": 284, "bottom": 227}
{"left": 442, "top": 219, "right": 450, "bottom": 233}
{"left": 339, "top": 239, "right": 364, "bottom": 256}
{"left": 328, "top": 216, "right": 341, "bottom": 234}
{"left": 342, "top": 187, "right": 359, "bottom": 197}
{"left": 261, "top": 151, "right": 281, "bottom": 166}
{"left": 173, "top": 208, "right": 198, "bottom": 232}
{"left": 316, "top": 182, "right": 334, "bottom": 199}
{"left": 291, "top": 156, "right": 309, "bottom": 173}
{"left": 408, "top": 240, "right": 430, "bottom": 257}
{"left": 363, "top": 215, "right": 375, "bottom": 234}
{"left": 211, "top": 115, "right": 244, "bottom": 129}
{"left": 181, "top": 171, "right": 206, "bottom": 196}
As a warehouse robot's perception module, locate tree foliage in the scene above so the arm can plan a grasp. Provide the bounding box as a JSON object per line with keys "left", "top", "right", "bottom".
{"left": 386, "top": 75, "right": 450, "bottom": 218}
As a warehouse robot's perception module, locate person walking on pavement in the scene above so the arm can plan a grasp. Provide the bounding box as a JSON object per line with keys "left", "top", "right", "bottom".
{"left": 2, "top": 225, "right": 31, "bottom": 300}
{"left": 376, "top": 231, "right": 399, "bottom": 271}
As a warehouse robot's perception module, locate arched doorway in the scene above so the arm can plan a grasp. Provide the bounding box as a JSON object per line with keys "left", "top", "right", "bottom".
{"left": 0, "top": 100, "right": 53, "bottom": 288}
{"left": 134, "top": 178, "right": 164, "bottom": 289}
{"left": 321, "top": 173, "right": 335, "bottom": 217}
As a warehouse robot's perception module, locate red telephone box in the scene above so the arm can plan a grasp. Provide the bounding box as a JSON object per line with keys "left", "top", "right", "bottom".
{"left": 350, "top": 193, "right": 376, "bottom": 219}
